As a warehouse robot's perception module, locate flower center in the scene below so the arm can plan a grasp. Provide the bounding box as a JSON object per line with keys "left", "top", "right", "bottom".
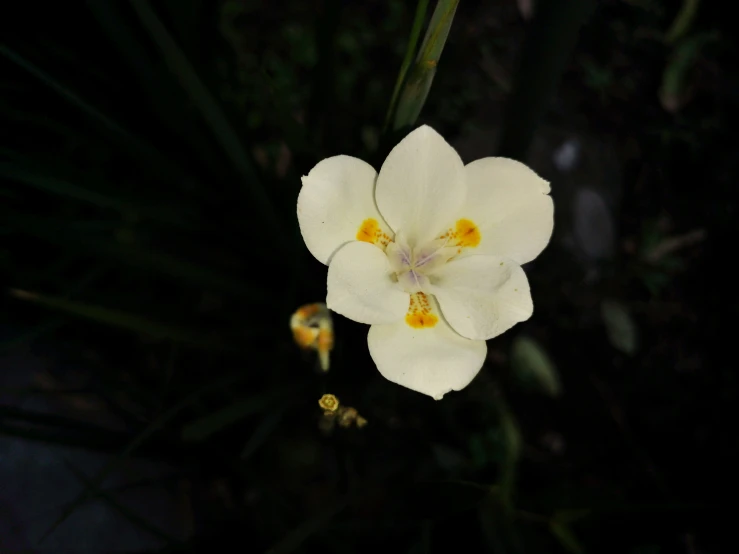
{"left": 386, "top": 234, "right": 457, "bottom": 293}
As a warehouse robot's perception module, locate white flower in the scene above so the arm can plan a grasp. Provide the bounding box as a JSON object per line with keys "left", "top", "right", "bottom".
{"left": 297, "top": 125, "right": 553, "bottom": 399}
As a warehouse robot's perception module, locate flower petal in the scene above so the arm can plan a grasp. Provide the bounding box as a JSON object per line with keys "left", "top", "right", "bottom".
{"left": 375, "top": 125, "right": 465, "bottom": 246}
{"left": 430, "top": 255, "right": 533, "bottom": 340}
{"left": 367, "top": 295, "right": 486, "bottom": 400}
{"left": 327, "top": 241, "right": 409, "bottom": 325}
{"left": 458, "top": 158, "right": 553, "bottom": 264}
{"left": 298, "top": 155, "right": 392, "bottom": 265}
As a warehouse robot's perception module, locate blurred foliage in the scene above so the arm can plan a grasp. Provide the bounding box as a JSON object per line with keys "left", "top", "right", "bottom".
{"left": 1, "top": 0, "right": 737, "bottom": 552}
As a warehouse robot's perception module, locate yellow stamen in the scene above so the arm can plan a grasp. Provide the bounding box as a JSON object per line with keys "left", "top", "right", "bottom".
{"left": 405, "top": 292, "right": 439, "bottom": 329}
{"left": 356, "top": 218, "right": 379, "bottom": 242}
{"left": 356, "top": 218, "right": 391, "bottom": 247}
{"left": 454, "top": 218, "right": 481, "bottom": 248}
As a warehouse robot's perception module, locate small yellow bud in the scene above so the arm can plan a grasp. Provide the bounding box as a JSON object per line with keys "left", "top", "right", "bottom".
{"left": 318, "top": 393, "right": 340, "bottom": 413}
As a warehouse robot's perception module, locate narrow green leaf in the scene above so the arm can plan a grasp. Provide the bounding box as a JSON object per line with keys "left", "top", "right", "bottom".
{"left": 84, "top": 0, "right": 224, "bottom": 173}
{"left": 181, "top": 391, "right": 285, "bottom": 442}
{"left": 128, "top": 0, "right": 283, "bottom": 241}
{"left": 0, "top": 43, "right": 131, "bottom": 137}
{"left": 0, "top": 162, "right": 187, "bottom": 226}
{"left": 63, "top": 459, "right": 181, "bottom": 546}
{"left": 264, "top": 463, "right": 403, "bottom": 554}
{"left": 497, "top": 399, "right": 521, "bottom": 508}
{"left": 9, "top": 288, "right": 223, "bottom": 349}
{"left": 0, "top": 43, "right": 205, "bottom": 192}
{"left": 0, "top": 423, "right": 125, "bottom": 454}
{"left": 265, "top": 497, "right": 349, "bottom": 554}
{"left": 240, "top": 403, "right": 288, "bottom": 459}
{"left": 39, "top": 372, "right": 249, "bottom": 542}
{"left": 659, "top": 32, "right": 718, "bottom": 112}
{"left": 0, "top": 405, "right": 118, "bottom": 436}
{"left": 0, "top": 318, "right": 65, "bottom": 351}
{"left": 4, "top": 215, "right": 276, "bottom": 299}
{"left": 384, "top": 0, "right": 430, "bottom": 131}
{"left": 665, "top": 0, "right": 701, "bottom": 44}
{"left": 392, "top": 0, "right": 459, "bottom": 130}
{"left": 549, "top": 520, "right": 584, "bottom": 554}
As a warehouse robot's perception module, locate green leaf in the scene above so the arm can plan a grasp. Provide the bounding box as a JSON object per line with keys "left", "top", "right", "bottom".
{"left": 4, "top": 214, "right": 275, "bottom": 300}
{"left": 181, "top": 390, "right": 287, "bottom": 442}
{"left": 664, "top": 0, "right": 701, "bottom": 44}
{"left": 0, "top": 43, "right": 205, "bottom": 193}
{"left": 384, "top": 0, "right": 430, "bottom": 131}
{"left": 39, "top": 372, "right": 249, "bottom": 542}
{"left": 0, "top": 318, "right": 65, "bottom": 351}
{"left": 659, "top": 32, "right": 718, "bottom": 112}
{"left": 264, "top": 496, "right": 349, "bottom": 554}
{"left": 9, "top": 288, "right": 225, "bottom": 349}
{"left": 240, "top": 404, "right": 288, "bottom": 459}
{"left": 392, "top": 0, "right": 459, "bottom": 130}
{"left": 84, "top": 0, "right": 223, "bottom": 181}
{"left": 549, "top": 520, "right": 584, "bottom": 554}
{"left": 63, "top": 459, "right": 181, "bottom": 546}
{"left": 601, "top": 299, "right": 638, "bottom": 355}
{"left": 128, "top": 0, "right": 284, "bottom": 245}
{"left": 510, "top": 335, "right": 561, "bottom": 397}
{"left": 0, "top": 162, "right": 189, "bottom": 227}
{"left": 0, "top": 44, "right": 132, "bottom": 138}
{"left": 496, "top": 399, "right": 521, "bottom": 507}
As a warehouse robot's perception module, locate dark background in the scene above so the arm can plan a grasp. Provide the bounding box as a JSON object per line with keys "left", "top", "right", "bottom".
{"left": 1, "top": 0, "right": 736, "bottom": 552}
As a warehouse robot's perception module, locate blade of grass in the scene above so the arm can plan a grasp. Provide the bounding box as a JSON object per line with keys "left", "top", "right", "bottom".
{"left": 0, "top": 423, "right": 129, "bottom": 454}
{"left": 63, "top": 459, "right": 181, "bottom": 546}
{"left": 265, "top": 497, "right": 350, "bottom": 554}
{"left": 496, "top": 398, "right": 521, "bottom": 509}
{"left": 128, "top": 0, "right": 284, "bottom": 245}
{"left": 0, "top": 44, "right": 131, "bottom": 138}
{"left": 8, "top": 288, "right": 228, "bottom": 350}
{"left": 665, "top": 0, "right": 701, "bottom": 44}
{"left": 0, "top": 162, "right": 190, "bottom": 227}
{"left": 0, "top": 44, "right": 205, "bottom": 194}
{"left": 384, "top": 0, "right": 430, "bottom": 132}
{"left": 392, "top": 0, "right": 459, "bottom": 131}
{"left": 240, "top": 402, "right": 288, "bottom": 460}
{"left": 4, "top": 214, "right": 279, "bottom": 299}
{"left": 264, "top": 462, "right": 404, "bottom": 554}
{"left": 39, "top": 372, "right": 254, "bottom": 542}
{"left": 181, "top": 388, "right": 292, "bottom": 442}
{"left": 0, "top": 405, "right": 123, "bottom": 435}
{"left": 0, "top": 317, "right": 65, "bottom": 351}
{"left": 83, "top": 0, "right": 225, "bottom": 173}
